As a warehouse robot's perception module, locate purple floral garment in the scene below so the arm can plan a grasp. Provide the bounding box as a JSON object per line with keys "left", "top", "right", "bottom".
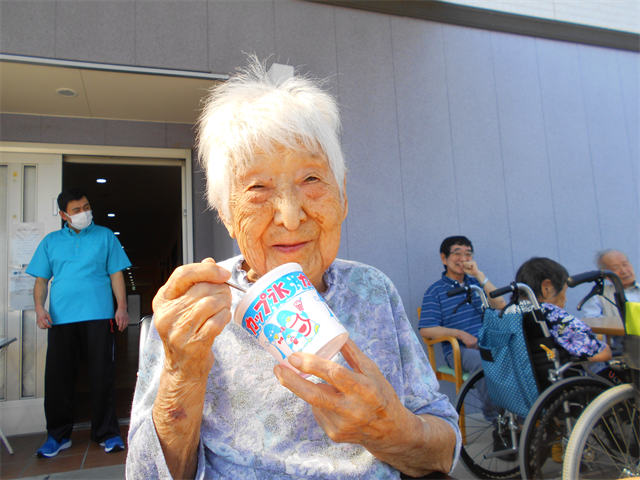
{"left": 512, "top": 301, "right": 607, "bottom": 358}
{"left": 539, "top": 303, "right": 607, "bottom": 358}
{"left": 126, "top": 256, "right": 461, "bottom": 479}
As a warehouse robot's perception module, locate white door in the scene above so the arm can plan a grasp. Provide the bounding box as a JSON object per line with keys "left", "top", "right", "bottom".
{"left": 0, "top": 152, "right": 62, "bottom": 435}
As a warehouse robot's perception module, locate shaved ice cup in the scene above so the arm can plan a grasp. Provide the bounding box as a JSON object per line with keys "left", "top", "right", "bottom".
{"left": 234, "top": 262, "right": 349, "bottom": 377}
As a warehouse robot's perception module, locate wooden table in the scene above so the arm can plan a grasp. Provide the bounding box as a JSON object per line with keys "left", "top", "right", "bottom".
{"left": 581, "top": 316, "right": 625, "bottom": 337}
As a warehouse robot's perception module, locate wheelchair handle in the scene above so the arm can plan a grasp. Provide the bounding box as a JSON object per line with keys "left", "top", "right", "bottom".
{"left": 490, "top": 282, "right": 541, "bottom": 310}
{"left": 567, "top": 270, "right": 602, "bottom": 287}
{"left": 568, "top": 270, "right": 627, "bottom": 322}
{"left": 446, "top": 285, "right": 489, "bottom": 309}
{"left": 447, "top": 286, "right": 467, "bottom": 298}
{"left": 490, "top": 285, "right": 513, "bottom": 298}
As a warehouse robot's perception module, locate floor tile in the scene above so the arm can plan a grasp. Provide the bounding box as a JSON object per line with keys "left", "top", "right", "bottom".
{"left": 0, "top": 460, "right": 27, "bottom": 479}
{"left": 0, "top": 433, "right": 46, "bottom": 465}
{"left": 70, "top": 429, "right": 92, "bottom": 442}
{"left": 82, "top": 449, "right": 127, "bottom": 470}
{"left": 21, "top": 454, "right": 84, "bottom": 477}
{"left": 4, "top": 423, "right": 130, "bottom": 479}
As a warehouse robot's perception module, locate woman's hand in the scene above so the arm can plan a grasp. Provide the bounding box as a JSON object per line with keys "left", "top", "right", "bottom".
{"left": 151, "top": 258, "right": 232, "bottom": 480}
{"left": 153, "top": 258, "right": 233, "bottom": 381}
{"left": 273, "top": 339, "right": 455, "bottom": 476}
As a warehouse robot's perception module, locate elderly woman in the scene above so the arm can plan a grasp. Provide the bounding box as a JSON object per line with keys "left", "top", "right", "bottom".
{"left": 127, "top": 60, "right": 460, "bottom": 479}
{"left": 515, "top": 257, "right": 612, "bottom": 362}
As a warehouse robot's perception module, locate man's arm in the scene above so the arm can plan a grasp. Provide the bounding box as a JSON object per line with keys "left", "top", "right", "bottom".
{"left": 462, "top": 261, "right": 507, "bottom": 309}
{"left": 420, "top": 326, "right": 478, "bottom": 349}
{"left": 34, "top": 277, "right": 52, "bottom": 329}
{"left": 110, "top": 271, "right": 129, "bottom": 332}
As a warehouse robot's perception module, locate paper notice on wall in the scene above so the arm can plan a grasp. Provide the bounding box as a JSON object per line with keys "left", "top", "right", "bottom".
{"left": 10, "top": 268, "right": 36, "bottom": 311}
{"left": 10, "top": 223, "right": 44, "bottom": 266}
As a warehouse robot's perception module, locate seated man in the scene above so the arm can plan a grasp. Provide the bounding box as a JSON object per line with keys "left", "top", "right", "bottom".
{"left": 419, "top": 236, "right": 506, "bottom": 370}
{"left": 582, "top": 249, "right": 639, "bottom": 352}
{"left": 419, "top": 236, "right": 508, "bottom": 454}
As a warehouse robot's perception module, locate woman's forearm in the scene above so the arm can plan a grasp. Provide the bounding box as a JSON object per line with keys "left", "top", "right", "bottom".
{"left": 367, "top": 412, "right": 456, "bottom": 476}
{"left": 589, "top": 343, "right": 612, "bottom": 362}
{"left": 153, "top": 369, "right": 208, "bottom": 479}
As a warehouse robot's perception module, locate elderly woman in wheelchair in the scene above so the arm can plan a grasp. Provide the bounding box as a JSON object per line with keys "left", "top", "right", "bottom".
{"left": 453, "top": 257, "right": 619, "bottom": 480}
{"left": 126, "top": 58, "right": 460, "bottom": 480}
{"left": 514, "top": 257, "right": 611, "bottom": 364}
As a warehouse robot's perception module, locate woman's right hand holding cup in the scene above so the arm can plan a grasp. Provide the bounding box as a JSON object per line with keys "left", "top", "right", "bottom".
{"left": 153, "top": 258, "right": 233, "bottom": 381}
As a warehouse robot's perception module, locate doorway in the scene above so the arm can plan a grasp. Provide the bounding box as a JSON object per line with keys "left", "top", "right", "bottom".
{"left": 63, "top": 158, "right": 183, "bottom": 423}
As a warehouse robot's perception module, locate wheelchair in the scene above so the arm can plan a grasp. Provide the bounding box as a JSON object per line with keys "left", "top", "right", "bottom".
{"left": 449, "top": 282, "right": 614, "bottom": 480}
{"left": 561, "top": 270, "right": 639, "bottom": 479}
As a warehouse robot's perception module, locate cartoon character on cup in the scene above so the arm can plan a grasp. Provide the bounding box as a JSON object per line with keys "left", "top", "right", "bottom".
{"left": 263, "top": 324, "right": 295, "bottom": 360}
{"left": 278, "top": 300, "right": 320, "bottom": 340}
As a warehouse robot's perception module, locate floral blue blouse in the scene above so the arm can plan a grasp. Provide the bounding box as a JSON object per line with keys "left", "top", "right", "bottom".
{"left": 540, "top": 303, "right": 607, "bottom": 358}
{"left": 516, "top": 302, "right": 607, "bottom": 358}
{"left": 126, "top": 256, "right": 461, "bottom": 479}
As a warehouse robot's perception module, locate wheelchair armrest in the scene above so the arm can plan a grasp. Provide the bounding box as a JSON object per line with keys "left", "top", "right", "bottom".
{"left": 422, "top": 336, "right": 464, "bottom": 381}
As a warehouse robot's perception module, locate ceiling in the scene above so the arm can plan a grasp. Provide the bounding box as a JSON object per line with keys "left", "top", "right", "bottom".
{"left": 0, "top": 61, "right": 224, "bottom": 124}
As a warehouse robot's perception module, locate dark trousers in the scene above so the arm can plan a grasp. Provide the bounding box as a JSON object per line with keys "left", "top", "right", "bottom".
{"left": 45, "top": 319, "right": 121, "bottom": 444}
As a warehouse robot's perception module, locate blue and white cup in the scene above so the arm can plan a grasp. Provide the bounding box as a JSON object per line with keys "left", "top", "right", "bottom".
{"left": 234, "top": 263, "right": 349, "bottom": 377}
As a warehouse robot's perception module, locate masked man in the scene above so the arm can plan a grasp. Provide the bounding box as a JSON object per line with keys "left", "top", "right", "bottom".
{"left": 26, "top": 187, "right": 131, "bottom": 457}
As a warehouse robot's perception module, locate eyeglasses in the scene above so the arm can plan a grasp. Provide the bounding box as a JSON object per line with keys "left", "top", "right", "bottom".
{"left": 450, "top": 250, "right": 474, "bottom": 259}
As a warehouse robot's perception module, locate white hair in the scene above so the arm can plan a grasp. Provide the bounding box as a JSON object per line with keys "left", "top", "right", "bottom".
{"left": 196, "top": 57, "right": 345, "bottom": 222}
{"left": 595, "top": 249, "right": 627, "bottom": 269}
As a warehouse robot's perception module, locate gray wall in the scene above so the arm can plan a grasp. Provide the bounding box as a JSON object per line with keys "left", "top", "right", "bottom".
{"left": 2, "top": 0, "right": 638, "bottom": 342}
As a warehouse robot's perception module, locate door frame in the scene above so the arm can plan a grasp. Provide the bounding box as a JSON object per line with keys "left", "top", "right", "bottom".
{"left": 0, "top": 141, "right": 194, "bottom": 265}
{"left": 1, "top": 141, "right": 194, "bottom": 435}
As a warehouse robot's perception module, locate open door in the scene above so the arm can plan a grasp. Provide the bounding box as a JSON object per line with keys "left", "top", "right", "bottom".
{"left": 0, "top": 152, "right": 62, "bottom": 435}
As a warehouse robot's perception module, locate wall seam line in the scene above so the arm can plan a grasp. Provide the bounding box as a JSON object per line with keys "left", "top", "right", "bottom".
{"left": 489, "top": 31, "right": 516, "bottom": 277}
{"left": 440, "top": 25, "right": 461, "bottom": 234}
{"left": 388, "top": 16, "right": 413, "bottom": 321}
{"left": 577, "top": 45, "right": 604, "bottom": 251}
{"left": 534, "top": 39, "right": 562, "bottom": 262}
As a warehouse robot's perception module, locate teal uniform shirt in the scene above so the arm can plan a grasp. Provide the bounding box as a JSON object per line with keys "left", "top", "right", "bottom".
{"left": 26, "top": 222, "right": 131, "bottom": 325}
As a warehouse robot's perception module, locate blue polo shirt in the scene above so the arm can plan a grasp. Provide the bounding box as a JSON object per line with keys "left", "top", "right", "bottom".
{"left": 26, "top": 222, "right": 131, "bottom": 325}
{"left": 418, "top": 273, "right": 483, "bottom": 359}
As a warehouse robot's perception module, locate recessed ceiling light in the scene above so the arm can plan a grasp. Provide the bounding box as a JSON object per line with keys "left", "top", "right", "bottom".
{"left": 56, "top": 88, "right": 78, "bottom": 98}
{"left": 108, "top": 213, "right": 115, "bottom": 217}
{"left": 114, "top": 232, "right": 120, "bottom": 235}
{"left": 96, "top": 178, "right": 107, "bottom": 184}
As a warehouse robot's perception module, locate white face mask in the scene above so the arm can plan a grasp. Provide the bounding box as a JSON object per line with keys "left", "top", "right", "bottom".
{"left": 65, "top": 210, "right": 93, "bottom": 230}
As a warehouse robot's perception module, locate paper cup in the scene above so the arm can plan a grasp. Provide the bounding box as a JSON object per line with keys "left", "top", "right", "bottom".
{"left": 234, "top": 263, "right": 349, "bottom": 377}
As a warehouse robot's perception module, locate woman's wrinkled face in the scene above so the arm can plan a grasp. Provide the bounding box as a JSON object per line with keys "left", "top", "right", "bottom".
{"left": 224, "top": 147, "right": 347, "bottom": 292}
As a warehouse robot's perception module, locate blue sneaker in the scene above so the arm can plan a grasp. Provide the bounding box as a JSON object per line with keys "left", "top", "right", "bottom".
{"left": 37, "top": 435, "right": 72, "bottom": 458}
{"left": 100, "top": 435, "right": 125, "bottom": 453}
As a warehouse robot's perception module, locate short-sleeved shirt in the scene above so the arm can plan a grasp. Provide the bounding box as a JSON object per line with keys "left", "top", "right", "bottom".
{"left": 419, "top": 273, "right": 483, "bottom": 359}
{"left": 505, "top": 301, "right": 608, "bottom": 358}
{"left": 26, "top": 222, "right": 131, "bottom": 325}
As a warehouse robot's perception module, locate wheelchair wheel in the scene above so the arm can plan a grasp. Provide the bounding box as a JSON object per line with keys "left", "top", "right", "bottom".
{"left": 455, "top": 369, "right": 521, "bottom": 479}
{"left": 562, "top": 384, "right": 639, "bottom": 479}
{"left": 519, "top": 376, "right": 611, "bottom": 479}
